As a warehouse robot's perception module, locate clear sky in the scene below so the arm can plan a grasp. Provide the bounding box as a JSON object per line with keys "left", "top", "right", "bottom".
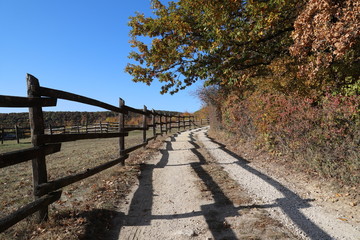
{"left": 0, "top": 0, "right": 203, "bottom": 114}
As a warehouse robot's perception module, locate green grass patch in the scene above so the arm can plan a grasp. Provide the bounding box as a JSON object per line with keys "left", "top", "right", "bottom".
{"left": 0, "top": 139, "right": 32, "bottom": 154}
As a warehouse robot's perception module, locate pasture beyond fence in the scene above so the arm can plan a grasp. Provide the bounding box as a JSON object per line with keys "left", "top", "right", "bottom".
{"left": 1, "top": 118, "right": 209, "bottom": 144}
{"left": 0, "top": 74, "right": 208, "bottom": 232}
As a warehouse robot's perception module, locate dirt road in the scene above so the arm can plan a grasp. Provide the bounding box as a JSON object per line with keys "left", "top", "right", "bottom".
{"left": 111, "top": 127, "right": 360, "bottom": 240}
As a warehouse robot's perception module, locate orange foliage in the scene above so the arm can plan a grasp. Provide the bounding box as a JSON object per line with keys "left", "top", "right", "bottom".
{"left": 181, "top": 111, "right": 191, "bottom": 116}
{"left": 127, "top": 116, "right": 142, "bottom": 125}
{"left": 290, "top": 0, "right": 360, "bottom": 80}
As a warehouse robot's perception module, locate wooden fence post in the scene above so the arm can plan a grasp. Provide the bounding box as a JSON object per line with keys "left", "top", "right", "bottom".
{"left": 168, "top": 114, "right": 171, "bottom": 132}
{"left": 160, "top": 115, "right": 163, "bottom": 136}
{"left": 27, "top": 74, "right": 49, "bottom": 222}
{"left": 143, "top": 106, "right": 147, "bottom": 144}
{"left": 165, "top": 114, "right": 168, "bottom": 134}
{"left": 15, "top": 125, "right": 20, "bottom": 144}
{"left": 152, "top": 110, "right": 156, "bottom": 138}
{"left": 171, "top": 115, "right": 173, "bottom": 132}
{"left": 174, "top": 115, "right": 176, "bottom": 132}
{"left": 169, "top": 115, "right": 172, "bottom": 132}
{"left": 168, "top": 114, "right": 171, "bottom": 133}
{"left": 172, "top": 115, "right": 175, "bottom": 132}
{"left": 119, "top": 98, "right": 125, "bottom": 165}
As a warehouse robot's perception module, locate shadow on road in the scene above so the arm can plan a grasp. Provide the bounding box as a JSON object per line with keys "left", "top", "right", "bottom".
{"left": 189, "top": 146, "right": 239, "bottom": 239}
{"left": 106, "top": 128, "right": 331, "bottom": 240}
{"left": 80, "top": 209, "right": 124, "bottom": 240}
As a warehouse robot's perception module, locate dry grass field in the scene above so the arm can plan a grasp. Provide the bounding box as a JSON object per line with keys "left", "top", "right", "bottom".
{"left": 0, "top": 129, "right": 161, "bottom": 239}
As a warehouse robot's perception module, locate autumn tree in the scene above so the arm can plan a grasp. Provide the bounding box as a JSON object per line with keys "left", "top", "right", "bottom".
{"left": 126, "top": 0, "right": 303, "bottom": 94}
{"left": 125, "top": 0, "right": 360, "bottom": 187}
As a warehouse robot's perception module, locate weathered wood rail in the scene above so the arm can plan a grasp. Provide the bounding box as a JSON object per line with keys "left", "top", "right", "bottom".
{"left": 0, "top": 74, "right": 207, "bottom": 232}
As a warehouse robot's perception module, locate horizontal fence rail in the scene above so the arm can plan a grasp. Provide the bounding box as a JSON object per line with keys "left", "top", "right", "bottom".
{"left": 0, "top": 95, "right": 57, "bottom": 108}
{"left": 0, "top": 73, "right": 209, "bottom": 232}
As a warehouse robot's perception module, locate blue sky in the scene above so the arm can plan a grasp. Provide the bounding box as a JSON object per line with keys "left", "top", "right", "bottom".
{"left": 0, "top": 0, "right": 203, "bottom": 114}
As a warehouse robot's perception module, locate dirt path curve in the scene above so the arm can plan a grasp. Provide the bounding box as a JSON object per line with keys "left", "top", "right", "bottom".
{"left": 111, "top": 127, "right": 359, "bottom": 239}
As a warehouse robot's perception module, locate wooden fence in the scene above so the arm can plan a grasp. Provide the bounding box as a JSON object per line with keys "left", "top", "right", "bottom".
{"left": 1, "top": 121, "right": 208, "bottom": 143}
{"left": 0, "top": 126, "right": 31, "bottom": 144}
{"left": 0, "top": 74, "right": 208, "bottom": 232}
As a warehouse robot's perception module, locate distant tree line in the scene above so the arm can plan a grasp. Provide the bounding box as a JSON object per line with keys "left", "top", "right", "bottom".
{"left": 0, "top": 110, "right": 181, "bottom": 128}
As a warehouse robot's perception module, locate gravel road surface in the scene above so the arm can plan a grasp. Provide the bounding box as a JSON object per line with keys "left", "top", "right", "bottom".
{"left": 112, "top": 127, "right": 360, "bottom": 240}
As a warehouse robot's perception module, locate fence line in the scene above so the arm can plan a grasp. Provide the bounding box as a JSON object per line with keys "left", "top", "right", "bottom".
{"left": 0, "top": 126, "right": 31, "bottom": 144}
{"left": 0, "top": 74, "right": 209, "bottom": 232}
{"left": 1, "top": 121, "right": 208, "bottom": 144}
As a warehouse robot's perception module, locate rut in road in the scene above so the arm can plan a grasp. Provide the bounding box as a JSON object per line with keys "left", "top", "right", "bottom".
{"left": 110, "top": 128, "right": 297, "bottom": 240}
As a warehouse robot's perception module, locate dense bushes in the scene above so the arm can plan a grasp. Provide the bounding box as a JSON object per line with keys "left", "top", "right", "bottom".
{"left": 214, "top": 90, "right": 360, "bottom": 186}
